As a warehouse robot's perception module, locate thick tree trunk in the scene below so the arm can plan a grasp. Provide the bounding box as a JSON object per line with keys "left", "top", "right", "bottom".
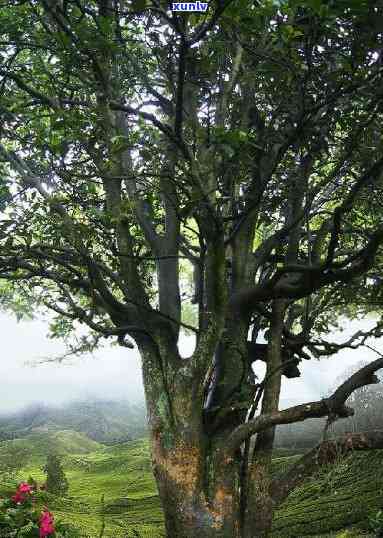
{"left": 138, "top": 316, "right": 287, "bottom": 538}
{"left": 150, "top": 431, "right": 240, "bottom": 538}
{"left": 139, "top": 339, "right": 241, "bottom": 538}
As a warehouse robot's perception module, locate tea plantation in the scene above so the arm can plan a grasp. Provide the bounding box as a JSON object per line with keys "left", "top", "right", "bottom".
{"left": 0, "top": 431, "right": 381, "bottom": 537}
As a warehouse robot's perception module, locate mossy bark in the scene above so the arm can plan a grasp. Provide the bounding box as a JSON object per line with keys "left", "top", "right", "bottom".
{"left": 150, "top": 433, "right": 240, "bottom": 538}
{"left": 138, "top": 298, "right": 285, "bottom": 538}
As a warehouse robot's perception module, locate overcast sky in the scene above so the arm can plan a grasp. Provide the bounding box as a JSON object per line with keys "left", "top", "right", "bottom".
{"left": 0, "top": 312, "right": 381, "bottom": 413}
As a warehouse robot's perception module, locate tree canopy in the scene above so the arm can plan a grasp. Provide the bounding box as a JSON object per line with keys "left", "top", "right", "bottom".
{"left": 0, "top": 1, "right": 382, "bottom": 344}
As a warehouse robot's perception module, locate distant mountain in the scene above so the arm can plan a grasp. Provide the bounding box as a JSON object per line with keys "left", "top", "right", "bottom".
{"left": 0, "top": 399, "right": 147, "bottom": 445}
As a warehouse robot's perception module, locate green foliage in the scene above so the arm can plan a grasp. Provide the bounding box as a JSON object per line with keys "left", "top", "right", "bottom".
{"left": 0, "top": 445, "right": 29, "bottom": 480}
{"left": 0, "top": 176, "right": 11, "bottom": 212}
{"left": 369, "top": 509, "right": 383, "bottom": 537}
{"left": 0, "top": 495, "right": 41, "bottom": 538}
{"left": 0, "top": 0, "right": 381, "bottom": 351}
{"left": 0, "top": 282, "right": 34, "bottom": 322}
{"left": 43, "top": 455, "right": 68, "bottom": 497}
{"left": 0, "top": 481, "right": 81, "bottom": 537}
{"left": 0, "top": 0, "right": 380, "bottom": 369}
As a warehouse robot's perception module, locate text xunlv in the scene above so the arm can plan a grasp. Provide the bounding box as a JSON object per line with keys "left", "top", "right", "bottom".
{"left": 171, "top": 2, "right": 209, "bottom": 12}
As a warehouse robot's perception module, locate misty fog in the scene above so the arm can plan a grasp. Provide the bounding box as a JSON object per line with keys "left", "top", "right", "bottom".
{"left": 0, "top": 312, "right": 381, "bottom": 414}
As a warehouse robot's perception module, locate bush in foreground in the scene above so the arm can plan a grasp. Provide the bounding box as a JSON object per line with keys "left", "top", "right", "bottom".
{"left": 0, "top": 480, "right": 80, "bottom": 537}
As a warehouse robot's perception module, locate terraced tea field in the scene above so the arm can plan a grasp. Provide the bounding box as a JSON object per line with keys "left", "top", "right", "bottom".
{"left": 271, "top": 451, "right": 383, "bottom": 537}
{"left": 0, "top": 431, "right": 382, "bottom": 537}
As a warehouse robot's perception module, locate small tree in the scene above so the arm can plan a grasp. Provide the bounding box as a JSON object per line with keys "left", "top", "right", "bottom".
{"left": 43, "top": 454, "right": 68, "bottom": 497}
{"left": 0, "top": 445, "right": 29, "bottom": 480}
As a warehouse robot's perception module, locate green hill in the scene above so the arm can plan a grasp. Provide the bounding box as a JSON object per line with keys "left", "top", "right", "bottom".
{"left": 0, "top": 430, "right": 101, "bottom": 460}
{"left": 0, "top": 399, "right": 147, "bottom": 444}
{"left": 1, "top": 432, "right": 382, "bottom": 537}
{"left": 2, "top": 436, "right": 164, "bottom": 538}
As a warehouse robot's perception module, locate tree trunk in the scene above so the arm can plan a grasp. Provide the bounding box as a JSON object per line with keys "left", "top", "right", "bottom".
{"left": 139, "top": 314, "right": 286, "bottom": 538}
{"left": 244, "top": 299, "right": 286, "bottom": 538}
{"left": 139, "top": 339, "right": 242, "bottom": 538}
{"left": 150, "top": 430, "right": 240, "bottom": 538}
{"left": 245, "top": 454, "right": 275, "bottom": 538}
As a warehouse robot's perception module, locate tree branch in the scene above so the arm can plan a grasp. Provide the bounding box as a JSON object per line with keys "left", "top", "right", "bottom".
{"left": 231, "top": 225, "right": 383, "bottom": 318}
{"left": 224, "top": 357, "right": 383, "bottom": 456}
{"left": 271, "top": 430, "right": 383, "bottom": 506}
{"left": 325, "top": 156, "right": 383, "bottom": 267}
{"left": 174, "top": 37, "right": 188, "bottom": 139}
{"left": 188, "top": 0, "right": 236, "bottom": 45}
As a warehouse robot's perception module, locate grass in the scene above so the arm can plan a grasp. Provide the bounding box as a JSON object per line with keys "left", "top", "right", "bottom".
{"left": 0, "top": 431, "right": 382, "bottom": 537}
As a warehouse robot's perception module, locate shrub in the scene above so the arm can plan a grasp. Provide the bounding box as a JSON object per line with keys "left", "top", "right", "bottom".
{"left": 43, "top": 455, "right": 68, "bottom": 497}
{"left": 369, "top": 509, "right": 383, "bottom": 537}
{"left": 0, "top": 479, "right": 81, "bottom": 537}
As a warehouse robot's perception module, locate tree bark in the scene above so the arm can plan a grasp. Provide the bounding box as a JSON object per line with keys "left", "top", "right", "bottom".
{"left": 150, "top": 432, "right": 241, "bottom": 538}
{"left": 244, "top": 299, "right": 286, "bottom": 538}
{"left": 140, "top": 337, "right": 242, "bottom": 538}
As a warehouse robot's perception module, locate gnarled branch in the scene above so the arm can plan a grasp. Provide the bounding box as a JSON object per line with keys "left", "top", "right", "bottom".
{"left": 224, "top": 356, "right": 383, "bottom": 456}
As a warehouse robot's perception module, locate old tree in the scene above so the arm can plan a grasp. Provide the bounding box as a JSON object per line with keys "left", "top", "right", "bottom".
{"left": 1, "top": 0, "right": 383, "bottom": 536}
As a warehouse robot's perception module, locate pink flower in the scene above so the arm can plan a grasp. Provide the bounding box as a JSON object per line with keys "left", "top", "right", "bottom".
{"left": 39, "top": 510, "right": 55, "bottom": 537}
{"left": 11, "top": 491, "right": 25, "bottom": 504}
{"left": 10, "top": 482, "right": 34, "bottom": 504}
{"left": 18, "top": 483, "right": 34, "bottom": 494}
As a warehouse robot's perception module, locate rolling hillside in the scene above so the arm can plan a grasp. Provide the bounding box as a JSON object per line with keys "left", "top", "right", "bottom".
{"left": 0, "top": 399, "right": 147, "bottom": 444}
{"left": 0, "top": 433, "right": 163, "bottom": 538}
{"left": 0, "top": 431, "right": 382, "bottom": 537}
